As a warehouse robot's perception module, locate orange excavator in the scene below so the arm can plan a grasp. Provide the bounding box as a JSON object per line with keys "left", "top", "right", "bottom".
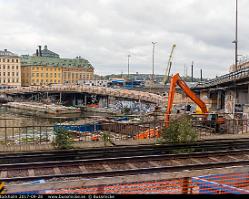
{"left": 165, "top": 73, "right": 225, "bottom": 132}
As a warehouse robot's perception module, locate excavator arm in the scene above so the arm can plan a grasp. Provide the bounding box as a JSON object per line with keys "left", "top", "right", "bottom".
{"left": 165, "top": 73, "right": 208, "bottom": 127}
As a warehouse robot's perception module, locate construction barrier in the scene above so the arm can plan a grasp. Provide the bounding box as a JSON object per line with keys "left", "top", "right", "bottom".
{"left": 44, "top": 172, "right": 249, "bottom": 194}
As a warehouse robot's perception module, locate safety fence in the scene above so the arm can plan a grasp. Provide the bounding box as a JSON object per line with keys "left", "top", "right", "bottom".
{"left": 0, "top": 118, "right": 248, "bottom": 151}
{"left": 42, "top": 172, "right": 249, "bottom": 194}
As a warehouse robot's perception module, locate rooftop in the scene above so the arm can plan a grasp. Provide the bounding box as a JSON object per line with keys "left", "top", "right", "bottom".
{"left": 21, "top": 55, "right": 93, "bottom": 69}
{"left": 0, "top": 49, "right": 18, "bottom": 57}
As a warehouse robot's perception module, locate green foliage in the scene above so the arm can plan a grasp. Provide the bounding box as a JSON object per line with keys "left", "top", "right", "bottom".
{"left": 102, "top": 132, "right": 110, "bottom": 147}
{"left": 53, "top": 127, "right": 73, "bottom": 150}
{"left": 160, "top": 115, "right": 198, "bottom": 144}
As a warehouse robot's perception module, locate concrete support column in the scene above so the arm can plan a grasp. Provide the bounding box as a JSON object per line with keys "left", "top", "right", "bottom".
{"left": 59, "top": 92, "right": 62, "bottom": 104}
{"left": 106, "top": 96, "right": 109, "bottom": 108}
{"left": 217, "top": 90, "right": 222, "bottom": 110}
{"left": 84, "top": 95, "right": 87, "bottom": 105}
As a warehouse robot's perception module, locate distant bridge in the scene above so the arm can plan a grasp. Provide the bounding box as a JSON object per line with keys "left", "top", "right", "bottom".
{"left": 195, "top": 68, "right": 249, "bottom": 89}
{"left": 0, "top": 85, "right": 165, "bottom": 104}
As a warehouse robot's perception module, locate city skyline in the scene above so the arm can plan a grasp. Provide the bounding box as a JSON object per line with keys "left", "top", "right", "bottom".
{"left": 0, "top": 0, "right": 248, "bottom": 77}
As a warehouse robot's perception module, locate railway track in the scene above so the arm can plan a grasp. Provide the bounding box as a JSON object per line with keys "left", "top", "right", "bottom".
{"left": 2, "top": 138, "right": 249, "bottom": 164}
{"left": 3, "top": 147, "right": 249, "bottom": 182}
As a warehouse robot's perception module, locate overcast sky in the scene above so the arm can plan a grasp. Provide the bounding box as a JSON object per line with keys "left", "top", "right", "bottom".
{"left": 0, "top": 0, "right": 248, "bottom": 78}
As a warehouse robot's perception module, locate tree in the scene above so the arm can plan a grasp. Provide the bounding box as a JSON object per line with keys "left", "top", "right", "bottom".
{"left": 160, "top": 115, "right": 198, "bottom": 144}
{"left": 53, "top": 127, "right": 73, "bottom": 149}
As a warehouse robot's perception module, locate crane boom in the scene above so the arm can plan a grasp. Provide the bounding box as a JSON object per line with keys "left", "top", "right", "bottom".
{"left": 165, "top": 73, "right": 208, "bottom": 127}
{"left": 163, "top": 44, "right": 176, "bottom": 85}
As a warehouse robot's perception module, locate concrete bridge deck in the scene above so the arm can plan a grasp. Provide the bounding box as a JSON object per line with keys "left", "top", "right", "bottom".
{"left": 0, "top": 85, "right": 165, "bottom": 104}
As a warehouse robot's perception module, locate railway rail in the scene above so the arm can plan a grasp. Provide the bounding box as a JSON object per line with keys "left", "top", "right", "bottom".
{"left": 3, "top": 139, "right": 249, "bottom": 182}
{"left": 2, "top": 138, "right": 249, "bottom": 164}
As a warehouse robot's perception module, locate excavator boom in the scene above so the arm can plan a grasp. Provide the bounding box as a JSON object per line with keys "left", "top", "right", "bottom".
{"left": 165, "top": 73, "right": 208, "bottom": 127}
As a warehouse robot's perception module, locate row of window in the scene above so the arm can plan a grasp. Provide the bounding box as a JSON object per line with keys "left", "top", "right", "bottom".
{"left": 0, "top": 79, "right": 19, "bottom": 83}
{"left": 0, "top": 72, "right": 19, "bottom": 76}
{"left": 0, "top": 59, "right": 19, "bottom": 63}
{"left": 0, "top": 65, "right": 19, "bottom": 70}
{"left": 32, "top": 67, "right": 61, "bottom": 71}
{"left": 31, "top": 73, "right": 61, "bottom": 78}
{"left": 32, "top": 79, "right": 61, "bottom": 84}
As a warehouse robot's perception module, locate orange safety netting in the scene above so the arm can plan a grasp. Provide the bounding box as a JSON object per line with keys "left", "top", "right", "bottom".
{"left": 44, "top": 173, "right": 249, "bottom": 195}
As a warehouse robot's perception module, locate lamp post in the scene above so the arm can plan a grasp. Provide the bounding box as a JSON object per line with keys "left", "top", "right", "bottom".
{"left": 232, "top": 0, "right": 238, "bottom": 71}
{"left": 128, "top": 55, "right": 131, "bottom": 80}
{"left": 152, "top": 42, "right": 157, "bottom": 83}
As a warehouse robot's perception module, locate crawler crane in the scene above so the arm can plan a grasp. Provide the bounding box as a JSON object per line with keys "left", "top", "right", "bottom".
{"left": 165, "top": 73, "right": 225, "bottom": 132}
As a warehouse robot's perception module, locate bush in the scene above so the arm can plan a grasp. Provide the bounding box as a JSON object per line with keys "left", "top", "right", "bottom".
{"left": 160, "top": 115, "right": 198, "bottom": 144}
{"left": 53, "top": 127, "right": 73, "bottom": 149}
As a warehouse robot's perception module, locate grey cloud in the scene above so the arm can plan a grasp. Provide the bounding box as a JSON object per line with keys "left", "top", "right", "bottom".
{"left": 0, "top": 0, "right": 247, "bottom": 77}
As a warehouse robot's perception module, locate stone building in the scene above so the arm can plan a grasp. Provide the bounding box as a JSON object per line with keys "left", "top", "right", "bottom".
{"left": 21, "top": 45, "right": 94, "bottom": 86}
{"left": 0, "top": 49, "right": 21, "bottom": 88}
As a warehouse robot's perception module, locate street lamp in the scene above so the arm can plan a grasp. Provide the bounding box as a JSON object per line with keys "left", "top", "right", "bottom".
{"left": 233, "top": 0, "right": 238, "bottom": 71}
{"left": 128, "top": 55, "right": 131, "bottom": 80}
{"left": 152, "top": 42, "right": 157, "bottom": 83}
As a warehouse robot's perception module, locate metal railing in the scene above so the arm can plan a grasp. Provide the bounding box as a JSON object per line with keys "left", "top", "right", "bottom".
{"left": 196, "top": 67, "right": 249, "bottom": 89}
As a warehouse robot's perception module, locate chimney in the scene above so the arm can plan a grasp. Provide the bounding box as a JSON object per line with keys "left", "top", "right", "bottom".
{"left": 191, "top": 61, "right": 194, "bottom": 82}
{"left": 4, "top": 49, "right": 7, "bottom": 52}
{"left": 44, "top": 45, "right": 47, "bottom": 50}
{"left": 200, "top": 69, "right": 203, "bottom": 82}
{"left": 36, "top": 49, "right": 39, "bottom": 56}
{"left": 38, "top": 45, "right": 42, "bottom": 57}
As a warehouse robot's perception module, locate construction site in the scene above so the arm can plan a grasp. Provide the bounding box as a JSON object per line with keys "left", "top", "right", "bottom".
{"left": 2, "top": 0, "right": 249, "bottom": 197}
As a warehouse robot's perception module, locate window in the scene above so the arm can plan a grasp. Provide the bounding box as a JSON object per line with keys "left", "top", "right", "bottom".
{"left": 7, "top": 65, "right": 9, "bottom": 69}
{"left": 16, "top": 72, "right": 18, "bottom": 76}
{"left": 16, "top": 66, "right": 18, "bottom": 70}
{"left": 3, "top": 79, "right": 5, "bottom": 83}
{"left": 46, "top": 68, "right": 48, "bottom": 71}
{"left": 16, "top": 78, "right": 19, "bottom": 82}
{"left": 46, "top": 73, "right": 48, "bottom": 78}
{"left": 58, "top": 74, "right": 60, "bottom": 78}
{"left": 36, "top": 67, "right": 39, "bottom": 70}
{"left": 41, "top": 73, "right": 43, "bottom": 77}
{"left": 54, "top": 73, "right": 56, "bottom": 78}
{"left": 50, "top": 73, "right": 52, "bottom": 78}
{"left": 8, "top": 79, "right": 10, "bottom": 83}
{"left": 3, "top": 65, "right": 5, "bottom": 70}
{"left": 16, "top": 59, "right": 18, "bottom": 63}
{"left": 46, "top": 79, "right": 48, "bottom": 82}
{"left": 37, "top": 73, "right": 39, "bottom": 77}
{"left": 8, "top": 72, "right": 10, "bottom": 76}
{"left": 3, "top": 59, "right": 5, "bottom": 62}
{"left": 32, "top": 73, "right": 34, "bottom": 77}
{"left": 12, "top": 59, "right": 14, "bottom": 62}
{"left": 0, "top": 72, "right": 1, "bottom": 76}
{"left": 12, "top": 78, "right": 15, "bottom": 83}
{"left": 3, "top": 72, "right": 5, "bottom": 76}
{"left": 12, "top": 65, "right": 14, "bottom": 69}
{"left": 36, "top": 79, "right": 39, "bottom": 83}
{"left": 7, "top": 59, "right": 9, "bottom": 62}
{"left": 12, "top": 72, "right": 14, "bottom": 76}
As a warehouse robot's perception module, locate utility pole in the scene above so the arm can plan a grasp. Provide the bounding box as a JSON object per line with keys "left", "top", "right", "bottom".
{"left": 233, "top": 0, "right": 238, "bottom": 71}
{"left": 152, "top": 42, "right": 157, "bottom": 83}
{"left": 128, "top": 55, "right": 131, "bottom": 80}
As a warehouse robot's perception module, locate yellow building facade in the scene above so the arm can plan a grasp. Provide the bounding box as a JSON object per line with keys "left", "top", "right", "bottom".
{"left": 0, "top": 49, "right": 21, "bottom": 88}
{"left": 21, "top": 46, "right": 94, "bottom": 86}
